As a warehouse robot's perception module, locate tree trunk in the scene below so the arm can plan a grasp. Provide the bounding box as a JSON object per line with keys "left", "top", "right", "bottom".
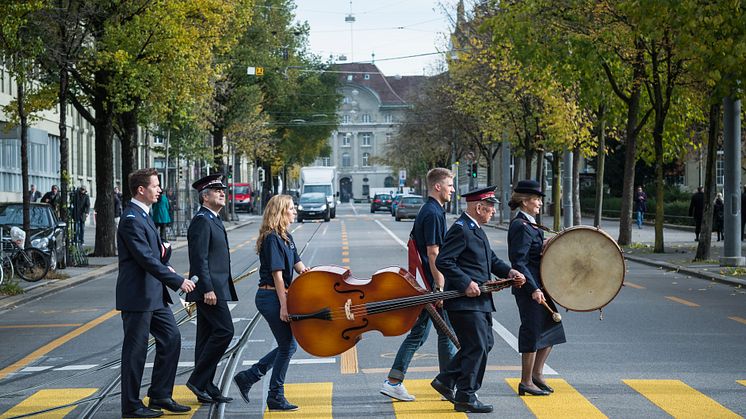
{"left": 572, "top": 146, "right": 581, "bottom": 225}
{"left": 617, "top": 89, "right": 642, "bottom": 245}
{"left": 213, "top": 126, "right": 225, "bottom": 173}
{"left": 58, "top": 64, "right": 70, "bottom": 268}
{"left": 594, "top": 105, "right": 606, "bottom": 227}
{"left": 18, "top": 71, "right": 31, "bottom": 247}
{"left": 695, "top": 102, "right": 720, "bottom": 260}
{"left": 119, "top": 108, "right": 138, "bottom": 202}
{"left": 93, "top": 68, "right": 116, "bottom": 257}
{"left": 653, "top": 118, "right": 665, "bottom": 253}
{"left": 552, "top": 154, "right": 561, "bottom": 231}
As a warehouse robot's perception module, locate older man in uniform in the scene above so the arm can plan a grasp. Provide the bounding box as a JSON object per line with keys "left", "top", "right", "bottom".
{"left": 185, "top": 174, "right": 238, "bottom": 404}
{"left": 430, "top": 186, "right": 525, "bottom": 413}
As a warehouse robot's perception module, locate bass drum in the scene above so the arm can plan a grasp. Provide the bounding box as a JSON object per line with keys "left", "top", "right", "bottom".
{"left": 540, "top": 226, "right": 625, "bottom": 312}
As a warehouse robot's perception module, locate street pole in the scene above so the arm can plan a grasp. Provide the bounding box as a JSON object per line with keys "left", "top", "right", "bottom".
{"left": 501, "top": 136, "right": 511, "bottom": 224}
{"left": 562, "top": 149, "right": 573, "bottom": 229}
{"left": 720, "top": 97, "right": 744, "bottom": 266}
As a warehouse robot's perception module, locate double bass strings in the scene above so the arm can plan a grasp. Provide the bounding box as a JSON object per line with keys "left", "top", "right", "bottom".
{"left": 309, "top": 281, "right": 513, "bottom": 320}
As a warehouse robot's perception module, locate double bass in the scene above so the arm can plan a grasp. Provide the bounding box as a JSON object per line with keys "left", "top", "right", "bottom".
{"left": 287, "top": 265, "right": 514, "bottom": 357}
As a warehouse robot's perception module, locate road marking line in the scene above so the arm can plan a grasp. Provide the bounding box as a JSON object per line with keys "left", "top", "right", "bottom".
{"left": 341, "top": 251, "right": 349, "bottom": 256}
{"left": 387, "top": 379, "right": 466, "bottom": 417}
{"left": 0, "top": 309, "right": 119, "bottom": 380}
{"left": 363, "top": 365, "right": 522, "bottom": 374}
{"left": 241, "top": 358, "right": 336, "bottom": 366}
{"left": 738, "top": 380, "right": 746, "bottom": 387}
{"left": 665, "top": 296, "right": 700, "bottom": 307}
{"left": 624, "top": 379, "right": 740, "bottom": 419}
{"left": 342, "top": 246, "right": 349, "bottom": 251}
{"left": 506, "top": 378, "right": 606, "bottom": 418}
{"left": 340, "top": 346, "right": 358, "bottom": 374}
{"left": 0, "top": 323, "right": 83, "bottom": 329}
{"left": 0, "top": 388, "right": 97, "bottom": 419}
{"left": 19, "top": 366, "right": 53, "bottom": 372}
{"left": 492, "top": 318, "right": 557, "bottom": 375}
{"left": 54, "top": 364, "right": 98, "bottom": 371}
{"left": 265, "top": 382, "right": 332, "bottom": 417}
{"left": 624, "top": 281, "right": 646, "bottom": 289}
{"left": 728, "top": 316, "right": 746, "bottom": 325}
{"left": 144, "top": 385, "right": 202, "bottom": 418}
{"left": 350, "top": 202, "right": 358, "bottom": 216}
{"left": 374, "top": 220, "right": 407, "bottom": 248}
{"left": 342, "top": 258, "right": 350, "bottom": 263}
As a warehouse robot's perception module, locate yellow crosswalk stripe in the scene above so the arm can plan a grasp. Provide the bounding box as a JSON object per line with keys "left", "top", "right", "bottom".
{"left": 387, "top": 379, "right": 466, "bottom": 418}
{"left": 143, "top": 385, "right": 203, "bottom": 418}
{"left": 739, "top": 380, "right": 746, "bottom": 387}
{"left": 506, "top": 378, "right": 607, "bottom": 419}
{"left": 265, "top": 382, "right": 332, "bottom": 418}
{"left": 624, "top": 379, "right": 740, "bottom": 419}
{"left": 0, "top": 388, "right": 96, "bottom": 418}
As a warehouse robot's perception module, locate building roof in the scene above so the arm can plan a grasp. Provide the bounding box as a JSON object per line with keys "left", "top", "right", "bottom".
{"left": 333, "top": 63, "right": 426, "bottom": 106}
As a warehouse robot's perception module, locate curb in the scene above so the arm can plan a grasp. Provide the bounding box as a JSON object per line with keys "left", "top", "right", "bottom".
{"left": 0, "top": 220, "right": 255, "bottom": 313}
{"left": 482, "top": 221, "right": 746, "bottom": 289}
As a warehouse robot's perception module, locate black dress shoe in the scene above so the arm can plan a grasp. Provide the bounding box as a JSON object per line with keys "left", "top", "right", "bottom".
{"left": 233, "top": 371, "right": 254, "bottom": 404}
{"left": 267, "top": 397, "right": 299, "bottom": 411}
{"left": 206, "top": 384, "right": 233, "bottom": 403}
{"left": 454, "top": 399, "right": 493, "bottom": 413}
{"left": 122, "top": 407, "right": 163, "bottom": 418}
{"left": 518, "top": 383, "right": 550, "bottom": 396}
{"left": 148, "top": 398, "right": 191, "bottom": 413}
{"left": 532, "top": 376, "right": 554, "bottom": 393}
{"left": 430, "top": 378, "right": 455, "bottom": 403}
{"left": 186, "top": 381, "right": 215, "bottom": 403}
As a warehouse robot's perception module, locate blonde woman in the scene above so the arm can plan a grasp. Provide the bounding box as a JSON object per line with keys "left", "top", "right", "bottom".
{"left": 233, "top": 195, "right": 307, "bottom": 411}
{"left": 507, "top": 180, "right": 565, "bottom": 396}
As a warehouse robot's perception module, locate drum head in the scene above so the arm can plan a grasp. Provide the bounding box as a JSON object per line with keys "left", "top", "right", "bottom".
{"left": 540, "top": 226, "right": 625, "bottom": 312}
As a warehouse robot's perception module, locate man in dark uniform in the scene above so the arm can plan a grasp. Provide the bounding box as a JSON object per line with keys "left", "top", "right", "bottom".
{"left": 116, "top": 168, "right": 195, "bottom": 418}
{"left": 185, "top": 174, "right": 238, "bottom": 404}
{"left": 431, "top": 186, "right": 525, "bottom": 413}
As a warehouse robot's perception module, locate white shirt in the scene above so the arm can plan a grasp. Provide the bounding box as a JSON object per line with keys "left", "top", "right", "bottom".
{"left": 131, "top": 198, "right": 151, "bottom": 214}
{"left": 202, "top": 205, "right": 219, "bottom": 218}
{"left": 519, "top": 210, "right": 536, "bottom": 224}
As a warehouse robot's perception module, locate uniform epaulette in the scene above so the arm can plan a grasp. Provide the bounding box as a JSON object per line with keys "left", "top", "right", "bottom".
{"left": 455, "top": 219, "right": 464, "bottom": 226}
{"left": 196, "top": 213, "right": 205, "bottom": 217}
{"left": 467, "top": 221, "right": 477, "bottom": 230}
{"left": 126, "top": 214, "right": 135, "bottom": 218}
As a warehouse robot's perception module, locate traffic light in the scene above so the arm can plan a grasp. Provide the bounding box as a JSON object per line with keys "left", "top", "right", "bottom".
{"left": 257, "top": 168, "right": 266, "bottom": 183}
{"left": 470, "top": 163, "right": 478, "bottom": 178}
{"left": 227, "top": 165, "right": 233, "bottom": 180}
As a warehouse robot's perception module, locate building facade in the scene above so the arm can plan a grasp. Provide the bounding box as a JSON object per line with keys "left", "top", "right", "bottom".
{"left": 313, "top": 63, "right": 424, "bottom": 202}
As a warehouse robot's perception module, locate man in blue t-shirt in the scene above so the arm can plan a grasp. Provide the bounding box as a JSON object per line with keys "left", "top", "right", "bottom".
{"left": 380, "top": 168, "right": 457, "bottom": 402}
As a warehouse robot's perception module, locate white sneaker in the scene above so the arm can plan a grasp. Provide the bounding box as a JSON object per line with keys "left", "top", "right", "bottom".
{"left": 380, "top": 380, "right": 415, "bottom": 401}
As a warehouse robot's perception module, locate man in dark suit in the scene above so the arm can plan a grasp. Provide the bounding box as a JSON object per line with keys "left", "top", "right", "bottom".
{"left": 185, "top": 174, "right": 238, "bottom": 404}
{"left": 689, "top": 186, "right": 705, "bottom": 241}
{"left": 116, "top": 168, "right": 196, "bottom": 418}
{"left": 431, "top": 186, "right": 525, "bottom": 413}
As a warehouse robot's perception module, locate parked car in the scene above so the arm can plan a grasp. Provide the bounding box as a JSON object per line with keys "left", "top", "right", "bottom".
{"left": 395, "top": 195, "right": 425, "bottom": 221}
{"left": 228, "top": 183, "right": 253, "bottom": 212}
{"left": 0, "top": 202, "right": 65, "bottom": 270}
{"left": 297, "top": 192, "right": 330, "bottom": 223}
{"left": 370, "top": 193, "right": 392, "bottom": 213}
{"left": 390, "top": 194, "right": 403, "bottom": 216}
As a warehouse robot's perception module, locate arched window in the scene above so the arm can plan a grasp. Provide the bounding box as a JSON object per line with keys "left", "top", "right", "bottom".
{"left": 384, "top": 176, "right": 395, "bottom": 188}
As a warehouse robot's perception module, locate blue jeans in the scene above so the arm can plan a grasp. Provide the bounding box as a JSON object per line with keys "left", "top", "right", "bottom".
{"left": 636, "top": 211, "right": 643, "bottom": 228}
{"left": 240, "top": 289, "right": 297, "bottom": 399}
{"left": 75, "top": 219, "right": 85, "bottom": 243}
{"left": 387, "top": 306, "right": 456, "bottom": 381}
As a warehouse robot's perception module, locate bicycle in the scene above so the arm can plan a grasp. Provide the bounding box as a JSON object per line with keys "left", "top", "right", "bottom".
{"left": 0, "top": 253, "right": 14, "bottom": 285}
{"left": 5, "top": 241, "right": 50, "bottom": 282}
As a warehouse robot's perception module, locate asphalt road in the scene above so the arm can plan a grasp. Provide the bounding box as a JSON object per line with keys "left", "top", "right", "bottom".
{"left": 0, "top": 202, "right": 744, "bottom": 418}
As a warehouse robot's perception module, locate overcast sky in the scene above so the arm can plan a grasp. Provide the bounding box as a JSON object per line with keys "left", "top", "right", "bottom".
{"left": 294, "top": 0, "right": 457, "bottom": 76}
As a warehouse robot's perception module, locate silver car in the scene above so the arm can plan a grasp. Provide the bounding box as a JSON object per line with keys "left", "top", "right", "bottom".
{"left": 395, "top": 195, "right": 425, "bottom": 221}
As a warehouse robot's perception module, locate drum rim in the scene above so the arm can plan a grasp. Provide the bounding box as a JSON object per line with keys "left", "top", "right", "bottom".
{"left": 539, "top": 225, "right": 626, "bottom": 312}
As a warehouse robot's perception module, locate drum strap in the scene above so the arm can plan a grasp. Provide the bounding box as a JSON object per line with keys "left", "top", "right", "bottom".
{"left": 513, "top": 217, "right": 557, "bottom": 234}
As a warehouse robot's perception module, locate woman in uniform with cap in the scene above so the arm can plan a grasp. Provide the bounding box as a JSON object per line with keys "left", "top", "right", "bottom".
{"left": 233, "top": 194, "right": 308, "bottom": 411}
{"left": 507, "top": 180, "right": 565, "bottom": 396}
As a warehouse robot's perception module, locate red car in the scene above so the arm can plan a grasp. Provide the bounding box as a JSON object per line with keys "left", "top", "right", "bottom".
{"left": 228, "top": 183, "right": 253, "bottom": 212}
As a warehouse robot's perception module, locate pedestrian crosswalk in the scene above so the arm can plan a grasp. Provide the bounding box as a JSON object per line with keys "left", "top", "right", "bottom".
{"left": 1, "top": 379, "right": 743, "bottom": 418}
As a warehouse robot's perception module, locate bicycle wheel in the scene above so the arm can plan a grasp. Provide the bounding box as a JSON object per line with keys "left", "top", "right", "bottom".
{"left": 15, "top": 248, "right": 50, "bottom": 282}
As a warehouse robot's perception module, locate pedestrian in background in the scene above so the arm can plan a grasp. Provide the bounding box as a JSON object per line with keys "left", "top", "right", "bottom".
{"left": 688, "top": 186, "right": 705, "bottom": 241}
{"left": 114, "top": 186, "right": 123, "bottom": 228}
{"left": 29, "top": 184, "right": 42, "bottom": 202}
{"left": 41, "top": 185, "right": 61, "bottom": 216}
{"left": 185, "top": 174, "right": 237, "bottom": 404}
{"left": 714, "top": 192, "right": 724, "bottom": 242}
{"left": 233, "top": 195, "right": 307, "bottom": 411}
{"left": 152, "top": 192, "right": 171, "bottom": 242}
{"left": 72, "top": 186, "right": 90, "bottom": 244}
{"left": 508, "top": 180, "right": 566, "bottom": 398}
{"left": 633, "top": 186, "right": 647, "bottom": 229}
{"left": 116, "top": 168, "right": 195, "bottom": 418}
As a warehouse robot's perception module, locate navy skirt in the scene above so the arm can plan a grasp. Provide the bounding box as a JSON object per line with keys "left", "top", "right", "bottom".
{"left": 514, "top": 290, "right": 566, "bottom": 353}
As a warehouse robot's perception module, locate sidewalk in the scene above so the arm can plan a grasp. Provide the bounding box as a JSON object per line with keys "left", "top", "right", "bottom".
{"left": 0, "top": 216, "right": 258, "bottom": 313}
{"left": 485, "top": 216, "right": 746, "bottom": 288}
